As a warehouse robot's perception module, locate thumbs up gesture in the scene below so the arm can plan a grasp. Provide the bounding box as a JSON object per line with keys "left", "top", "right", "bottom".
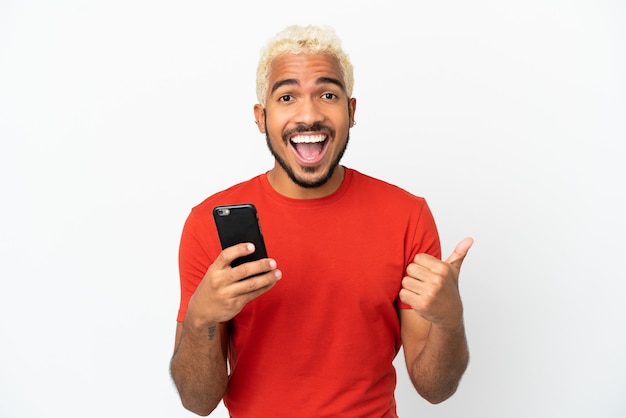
{"left": 399, "top": 238, "right": 474, "bottom": 329}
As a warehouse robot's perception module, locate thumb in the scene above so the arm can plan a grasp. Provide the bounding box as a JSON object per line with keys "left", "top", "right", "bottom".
{"left": 444, "top": 237, "right": 474, "bottom": 269}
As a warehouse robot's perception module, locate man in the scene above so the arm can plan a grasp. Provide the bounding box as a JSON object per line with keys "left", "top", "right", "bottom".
{"left": 170, "top": 24, "right": 473, "bottom": 417}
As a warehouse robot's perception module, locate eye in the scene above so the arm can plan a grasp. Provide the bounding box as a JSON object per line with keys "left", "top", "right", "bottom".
{"left": 321, "top": 92, "right": 338, "bottom": 100}
{"left": 278, "top": 94, "right": 293, "bottom": 102}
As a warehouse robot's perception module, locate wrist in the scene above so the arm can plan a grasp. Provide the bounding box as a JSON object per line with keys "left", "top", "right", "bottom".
{"left": 432, "top": 316, "right": 465, "bottom": 334}
{"left": 182, "top": 312, "right": 220, "bottom": 337}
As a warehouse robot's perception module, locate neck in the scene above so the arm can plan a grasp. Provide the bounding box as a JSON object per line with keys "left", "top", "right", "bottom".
{"left": 266, "top": 165, "right": 345, "bottom": 199}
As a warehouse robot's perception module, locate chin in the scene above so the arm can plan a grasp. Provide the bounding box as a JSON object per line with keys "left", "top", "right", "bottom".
{"left": 291, "top": 165, "right": 338, "bottom": 189}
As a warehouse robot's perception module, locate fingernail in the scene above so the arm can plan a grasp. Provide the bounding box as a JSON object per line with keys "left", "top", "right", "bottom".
{"left": 247, "top": 243, "right": 255, "bottom": 252}
{"left": 269, "top": 259, "right": 277, "bottom": 268}
{"left": 275, "top": 270, "right": 282, "bottom": 280}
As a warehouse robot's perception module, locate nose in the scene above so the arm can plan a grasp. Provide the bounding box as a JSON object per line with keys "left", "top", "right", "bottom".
{"left": 295, "top": 98, "right": 325, "bottom": 127}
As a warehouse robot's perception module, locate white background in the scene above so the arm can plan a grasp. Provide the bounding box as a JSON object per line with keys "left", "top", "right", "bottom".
{"left": 1, "top": 1, "right": 625, "bottom": 417}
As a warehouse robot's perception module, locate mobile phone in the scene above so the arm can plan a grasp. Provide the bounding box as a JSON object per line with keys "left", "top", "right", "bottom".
{"left": 212, "top": 203, "right": 268, "bottom": 268}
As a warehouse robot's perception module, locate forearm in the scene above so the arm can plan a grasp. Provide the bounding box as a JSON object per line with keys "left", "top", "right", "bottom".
{"left": 408, "top": 322, "right": 469, "bottom": 404}
{"left": 170, "top": 321, "right": 228, "bottom": 416}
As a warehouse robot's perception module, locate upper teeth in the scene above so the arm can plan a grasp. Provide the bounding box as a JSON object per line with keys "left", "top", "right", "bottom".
{"left": 291, "top": 134, "right": 326, "bottom": 144}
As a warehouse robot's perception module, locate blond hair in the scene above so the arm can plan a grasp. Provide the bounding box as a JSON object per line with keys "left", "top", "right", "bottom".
{"left": 255, "top": 25, "right": 354, "bottom": 107}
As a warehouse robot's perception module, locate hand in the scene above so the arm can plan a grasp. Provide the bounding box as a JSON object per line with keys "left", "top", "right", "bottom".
{"left": 186, "top": 243, "right": 282, "bottom": 327}
{"left": 399, "top": 238, "right": 474, "bottom": 329}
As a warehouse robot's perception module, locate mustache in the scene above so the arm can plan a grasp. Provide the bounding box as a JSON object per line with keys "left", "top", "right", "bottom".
{"left": 283, "top": 123, "right": 335, "bottom": 142}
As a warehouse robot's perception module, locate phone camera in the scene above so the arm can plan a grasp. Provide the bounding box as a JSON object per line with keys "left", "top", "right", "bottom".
{"left": 217, "top": 208, "right": 230, "bottom": 216}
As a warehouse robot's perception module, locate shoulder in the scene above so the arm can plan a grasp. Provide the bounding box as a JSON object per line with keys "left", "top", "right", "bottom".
{"left": 180, "top": 174, "right": 266, "bottom": 250}
{"left": 190, "top": 175, "right": 265, "bottom": 217}
{"left": 346, "top": 168, "right": 428, "bottom": 206}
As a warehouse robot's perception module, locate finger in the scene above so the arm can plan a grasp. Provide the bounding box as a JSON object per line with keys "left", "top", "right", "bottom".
{"left": 232, "top": 257, "right": 279, "bottom": 282}
{"left": 401, "top": 274, "right": 428, "bottom": 294}
{"left": 405, "top": 260, "right": 437, "bottom": 283}
{"left": 444, "top": 237, "right": 474, "bottom": 268}
{"left": 214, "top": 242, "right": 256, "bottom": 269}
{"left": 234, "top": 267, "right": 282, "bottom": 297}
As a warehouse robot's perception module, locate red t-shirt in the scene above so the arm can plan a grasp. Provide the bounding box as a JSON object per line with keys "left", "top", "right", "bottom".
{"left": 177, "top": 168, "right": 441, "bottom": 417}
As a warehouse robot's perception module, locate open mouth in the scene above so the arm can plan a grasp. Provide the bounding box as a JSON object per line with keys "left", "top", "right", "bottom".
{"left": 290, "top": 134, "right": 329, "bottom": 165}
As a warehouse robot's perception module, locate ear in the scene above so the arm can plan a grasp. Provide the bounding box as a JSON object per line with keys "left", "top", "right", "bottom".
{"left": 253, "top": 104, "right": 266, "bottom": 133}
{"left": 348, "top": 97, "right": 357, "bottom": 127}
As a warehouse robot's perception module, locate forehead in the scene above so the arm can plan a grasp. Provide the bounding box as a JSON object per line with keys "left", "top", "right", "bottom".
{"left": 268, "top": 53, "right": 345, "bottom": 89}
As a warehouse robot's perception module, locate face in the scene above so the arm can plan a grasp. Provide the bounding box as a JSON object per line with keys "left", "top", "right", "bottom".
{"left": 254, "top": 53, "right": 356, "bottom": 198}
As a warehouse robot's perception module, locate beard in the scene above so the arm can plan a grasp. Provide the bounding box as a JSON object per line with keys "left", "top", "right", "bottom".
{"left": 264, "top": 121, "right": 350, "bottom": 189}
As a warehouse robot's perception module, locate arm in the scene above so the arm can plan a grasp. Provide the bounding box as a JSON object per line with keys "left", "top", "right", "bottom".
{"left": 399, "top": 237, "right": 473, "bottom": 404}
{"left": 170, "top": 243, "right": 282, "bottom": 415}
{"left": 400, "top": 309, "right": 469, "bottom": 403}
{"left": 170, "top": 321, "right": 229, "bottom": 416}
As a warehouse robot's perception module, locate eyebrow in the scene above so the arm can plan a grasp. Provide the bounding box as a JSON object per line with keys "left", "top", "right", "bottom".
{"left": 270, "top": 77, "right": 345, "bottom": 95}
